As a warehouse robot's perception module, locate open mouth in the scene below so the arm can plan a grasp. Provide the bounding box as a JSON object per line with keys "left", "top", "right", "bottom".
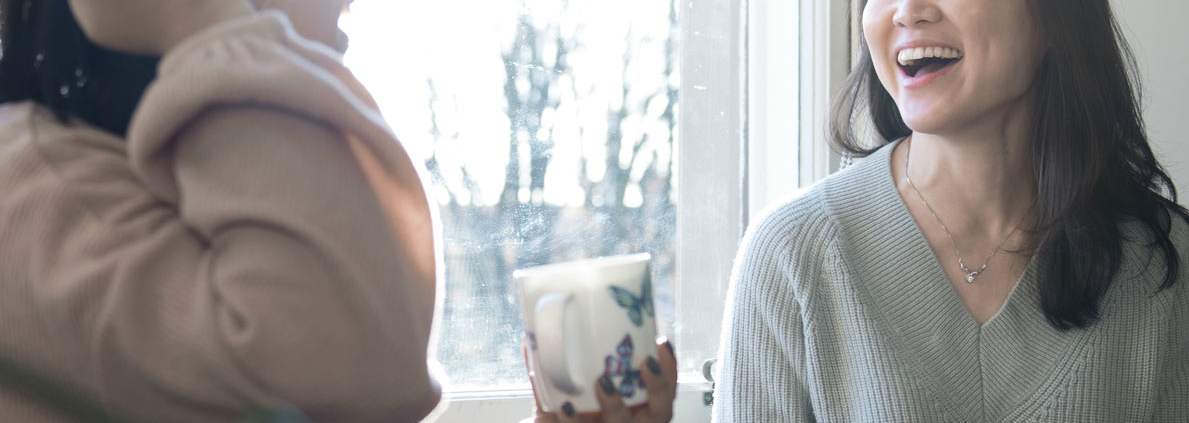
{"left": 897, "top": 47, "right": 963, "bottom": 78}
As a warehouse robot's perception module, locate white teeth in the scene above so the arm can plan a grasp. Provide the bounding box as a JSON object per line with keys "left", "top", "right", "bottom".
{"left": 897, "top": 47, "right": 963, "bottom": 66}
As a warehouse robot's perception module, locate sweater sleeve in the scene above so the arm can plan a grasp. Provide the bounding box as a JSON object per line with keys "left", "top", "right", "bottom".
{"left": 712, "top": 200, "right": 818, "bottom": 422}
{"left": 90, "top": 12, "right": 440, "bottom": 423}
{"left": 1153, "top": 354, "right": 1189, "bottom": 420}
{"left": 1153, "top": 214, "right": 1189, "bottom": 420}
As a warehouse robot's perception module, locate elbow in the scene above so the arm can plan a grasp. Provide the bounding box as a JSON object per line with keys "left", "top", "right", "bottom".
{"left": 246, "top": 345, "right": 443, "bottom": 423}
{"left": 217, "top": 296, "right": 441, "bottom": 422}
{"left": 300, "top": 374, "right": 442, "bottom": 423}
{"left": 207, "top": 227, "right": 443, "bottom": 421}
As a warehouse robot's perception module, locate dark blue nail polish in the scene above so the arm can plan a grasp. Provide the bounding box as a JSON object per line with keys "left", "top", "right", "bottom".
{"left": 647, "top": 356, "right": 662, "bottom": 375}
{"left": 664, "top": 341, "right": 675, "bottom": 356}
{"left": 600, "top": 374, "right": 617, "bottom": 395}
{"left": 562, "top": 402, "right": 575, "bottom": 417}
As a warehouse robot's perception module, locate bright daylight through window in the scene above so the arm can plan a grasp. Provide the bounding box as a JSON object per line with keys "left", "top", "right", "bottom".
{"left": 341, "top": 0, "right": 679, "bottom": 391}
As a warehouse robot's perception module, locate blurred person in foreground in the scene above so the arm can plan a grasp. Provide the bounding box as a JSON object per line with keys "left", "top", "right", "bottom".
{"left": 0, "top": 0, "right": 443, "bottom": 421}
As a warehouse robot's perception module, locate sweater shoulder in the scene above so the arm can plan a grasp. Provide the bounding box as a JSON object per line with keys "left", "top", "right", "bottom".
{"left": 1170, "top": 210, "right": 1189, "bottom": 301}
{"left": 734, "top": 183, "right": 839, "bottom": 304}
{"left": 739, "top": 146, "right": 894, "bottom": 271}
{"left": 734, "top": 143, "right": 897, "bottom": 301}
{"left": 746, "top": 184, "right": 836, "bottom": 258}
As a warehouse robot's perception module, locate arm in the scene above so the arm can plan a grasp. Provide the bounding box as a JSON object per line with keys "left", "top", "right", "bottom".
{"left": 87, "top": 13, "right": 439, "bottom": 423}
{"left": 1152, "top": 357, "right": 1188, "bottom": 420}
{"left": 94, "top": 106, "right": 438, "bottom": 423}
{"left": 1153, "top": 216, "right": 1189, "bottom": 420}
{"left": 711, "top": 210, "right": 815, "bottom": 422}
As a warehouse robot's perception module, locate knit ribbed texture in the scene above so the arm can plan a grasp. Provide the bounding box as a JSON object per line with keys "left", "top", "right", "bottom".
{"left": 0, "top": 12, "right": 440, "bottom": 423}
{"left": 713, "top": 140, "right": 1189, "bottom": 422}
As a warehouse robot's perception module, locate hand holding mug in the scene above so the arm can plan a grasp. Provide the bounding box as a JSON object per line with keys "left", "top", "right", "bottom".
{"left": 524, "top": 340, "right": 678, "bottom": 423}
{"left": 515, "top": 254, "right": 677, "bottom": 423}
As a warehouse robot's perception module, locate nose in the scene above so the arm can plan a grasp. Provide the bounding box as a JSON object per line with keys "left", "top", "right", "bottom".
{"left": 892, "top": 0, "right": 942, "bottom": 27}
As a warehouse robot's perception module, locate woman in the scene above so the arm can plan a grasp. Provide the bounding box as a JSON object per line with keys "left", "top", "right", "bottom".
{"left": 0, "top": 0, "right": 442, "bottom": 421}
{"left": 714, "top": 0, "right": 1188, "bottom": 421}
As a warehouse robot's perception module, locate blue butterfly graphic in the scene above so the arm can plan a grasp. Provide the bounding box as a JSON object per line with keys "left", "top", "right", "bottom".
{"left": 604, "top": 334, "right": 644, "bottom": 398}
{"left": 608, "top": 274, "right": 653, "bottom": 327}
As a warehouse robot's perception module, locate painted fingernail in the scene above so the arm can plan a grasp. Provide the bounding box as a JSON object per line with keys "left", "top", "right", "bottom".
{"left": 647, "top": 356, "right": 662, "bottom": 375}
{"left": 664, "top": 340, "right": 675, "bottom": 356}
{"left": 562, "top": 402, "right": 575, "bottom": 417}
{"left": 600, "top": 374, "right": 617, "bottom": 395}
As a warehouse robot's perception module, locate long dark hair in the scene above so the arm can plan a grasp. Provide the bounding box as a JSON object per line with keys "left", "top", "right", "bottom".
{"left": 0, "top": 0, "right": 159, "bottom": 136}
{"left": 831, "top": 0, "right": 1189, "bottom": 330}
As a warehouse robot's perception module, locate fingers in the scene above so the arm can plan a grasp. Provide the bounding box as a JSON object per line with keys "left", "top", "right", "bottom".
{"left": 524, "top": 336, "right": 562, "bottom": 423}
{"left": 527, "top": 402, "right": 583, "bottom": 423}
{"left": 524, "top": 336, "right": 602, "bottom": 423}
{"left": 523, "top": 337, "right": 547, "bottom": 414}
{"left": 639, "top": 340, "right": 677, "bottom": 422}
{"left": 550, "top": 402, "right": 583, "bottom": 423}
{"left": 659, "top": 340, "right": 678, "bottom": 391}
{"left": 528, "top": 338, "right": 682, "bottom": 423}
{"left": 593, "top": 375, "right": 633, "bottom": 423}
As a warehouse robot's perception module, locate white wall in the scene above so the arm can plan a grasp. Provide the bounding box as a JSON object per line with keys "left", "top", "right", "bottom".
{"left": 1112, "top": 0, "right": 1189, "bottom": 205}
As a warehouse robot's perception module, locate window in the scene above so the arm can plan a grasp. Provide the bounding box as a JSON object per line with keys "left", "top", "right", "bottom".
{"left": 342, "top": 0, "right": 680, "bottom": 392}
{"left": 340, "top": 0, "right": 849, "bottom": 420}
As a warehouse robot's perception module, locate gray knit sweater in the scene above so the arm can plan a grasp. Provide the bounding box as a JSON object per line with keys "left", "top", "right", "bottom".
{"left": 712, "top": 141, "right": 1189, "bottom": 422}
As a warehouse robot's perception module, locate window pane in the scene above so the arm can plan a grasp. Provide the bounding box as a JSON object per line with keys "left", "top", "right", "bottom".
{"left": 342, "top": 0, "right": 678, "bottom": 391}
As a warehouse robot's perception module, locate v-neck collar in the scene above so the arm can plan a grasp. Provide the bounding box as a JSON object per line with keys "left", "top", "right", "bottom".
{"left": 819, "top": 140, "right": 1097, "bottom": 421}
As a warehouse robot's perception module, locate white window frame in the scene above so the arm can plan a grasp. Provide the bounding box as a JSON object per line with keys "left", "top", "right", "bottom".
{"left": 749, "top": 0, "right": 851, "bottom": 219}
{"left": 422, "top": 0, "right": 852, "bottom": 420}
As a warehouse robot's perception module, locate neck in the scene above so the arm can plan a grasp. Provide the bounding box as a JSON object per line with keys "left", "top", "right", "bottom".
{"left": 903, "top": 105, "right": 1038, "bottom": 236}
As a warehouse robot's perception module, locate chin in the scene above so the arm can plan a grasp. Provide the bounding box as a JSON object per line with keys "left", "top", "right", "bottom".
{"left": 898, "top": 112, "right": 948, "bottom": 135}
{"left": 332, "top": 29, "right": 350, "bottom": 53}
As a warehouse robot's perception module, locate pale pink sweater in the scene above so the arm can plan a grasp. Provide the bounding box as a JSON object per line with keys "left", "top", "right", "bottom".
{"left": 0, "top": 12, "right": 441, "bottom": 423}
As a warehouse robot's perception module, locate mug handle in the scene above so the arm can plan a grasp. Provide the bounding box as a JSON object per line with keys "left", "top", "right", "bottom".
{"left": 534, "top": 292, "right": 584, "bottom": 395}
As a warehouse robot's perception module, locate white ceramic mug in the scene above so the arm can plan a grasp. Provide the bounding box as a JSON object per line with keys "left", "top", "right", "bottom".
{"left": 515, "top": 253, "right": 659, "bottom": 414}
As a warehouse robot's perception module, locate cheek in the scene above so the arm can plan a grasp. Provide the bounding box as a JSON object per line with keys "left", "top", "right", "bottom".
{"left": 257, "top": 0, "right": 342, "bottom": 22}
{"left": 971, "top": 5, "right": 1044, "bottom": 88}
{"left": 868, "top": 50, "right": 898, "bottom": 103}
{"left": 977, "top": 33, "right": 1043, "bottom": 95}
{"left": 860, "top": 3, "right": 899, "bottom": 96}
{"left": 271, "top": 0, "right": 345, "bottom": 41}
{"left": 860, "top": 5, "right": 884, "bottom": 52}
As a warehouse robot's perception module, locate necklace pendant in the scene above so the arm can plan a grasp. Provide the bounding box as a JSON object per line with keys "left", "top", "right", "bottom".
{"left": 965, "top": 273, "right": 976, "bottom": 283}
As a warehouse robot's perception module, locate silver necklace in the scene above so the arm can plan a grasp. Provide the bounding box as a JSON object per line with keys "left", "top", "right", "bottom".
{"left": 904, "top": 139, "right": 1022, "bottom": 283}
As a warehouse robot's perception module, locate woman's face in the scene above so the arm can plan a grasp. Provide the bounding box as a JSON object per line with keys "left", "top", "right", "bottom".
{"left": 252, "top": 0, "right": 350, "bottom": 50}
{"left": 862, "top": 0, "right": 1047, "bottom": 135}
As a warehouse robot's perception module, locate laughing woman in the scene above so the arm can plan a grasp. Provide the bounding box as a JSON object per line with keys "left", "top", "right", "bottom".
{"left": 714, "top": 0, "right": 1188, "bottom": 421}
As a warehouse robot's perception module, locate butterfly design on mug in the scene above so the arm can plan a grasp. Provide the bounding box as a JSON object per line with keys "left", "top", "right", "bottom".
{"left": 608, "top": 274, "right": 653, "bottom": 327}
{"left": 604, "top": 334, "right": 644, "bottom": 398}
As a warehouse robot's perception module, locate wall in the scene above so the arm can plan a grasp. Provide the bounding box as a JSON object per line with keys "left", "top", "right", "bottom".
{"left": 1112, "top": 0, "right": 1189, "bottom": 205}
